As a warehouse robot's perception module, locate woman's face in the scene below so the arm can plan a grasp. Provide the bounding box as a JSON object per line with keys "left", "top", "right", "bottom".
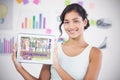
{"left": 63, "top": 10, "right": 87, "bottom": 38}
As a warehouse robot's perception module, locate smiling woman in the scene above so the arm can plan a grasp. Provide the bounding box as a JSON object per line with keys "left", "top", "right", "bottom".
{"left": 50, "top": 3, "right": 102, "bottom": 80}
{"left": 63, "top": 11, "right": 87, "bottom": 38}
{"left": 12, "top": 3, "right": 102, "bottom": 80}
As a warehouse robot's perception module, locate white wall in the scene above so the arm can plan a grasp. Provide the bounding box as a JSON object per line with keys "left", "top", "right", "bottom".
{"left": 0, "top": 0, "right": 120, "bottom": 80}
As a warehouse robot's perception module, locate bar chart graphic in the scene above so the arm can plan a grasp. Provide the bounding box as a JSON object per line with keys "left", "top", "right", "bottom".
{"left": 21, "top": 13, "right": 47, "bottom": 29}
{"left": 0, "top": 37, "right": 14, "bottom": 54}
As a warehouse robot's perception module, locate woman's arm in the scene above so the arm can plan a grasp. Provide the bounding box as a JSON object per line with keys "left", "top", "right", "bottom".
{"left": 84, "top": 47, "right": 103, "bottom": 80}
{"left": 38, "top": 64, "right": 51, "bottom": 80}
{"left": 12, "top": 43, "right": 38, "bottom": 80}
{"left": 12, "top": 43, "right": 51, "bottom": 80}
{"left": 54, "top": 64, "right": 74, "bottom": 80}
{"left": 53, "top": 43, "right": 74, "bottom": 80}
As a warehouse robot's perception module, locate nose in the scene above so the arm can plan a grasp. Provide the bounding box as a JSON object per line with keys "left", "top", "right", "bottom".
{"left": 69, "top": 22, "right": 75, "bottom": 29}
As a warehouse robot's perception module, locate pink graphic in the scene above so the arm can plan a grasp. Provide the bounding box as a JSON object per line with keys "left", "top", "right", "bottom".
{"left": 45, "top": 28, "right": 52, "bottom": 34}
{"left": 33, "top": 0, "right": 40, "bottom": 5}
{"left": 89, "top": 2, "right": 95, "bottom": 9}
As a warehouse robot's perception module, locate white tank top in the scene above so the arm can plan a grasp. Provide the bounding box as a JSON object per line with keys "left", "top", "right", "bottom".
{"left": 50, "top": 43, "right": 92, "bottom": 80}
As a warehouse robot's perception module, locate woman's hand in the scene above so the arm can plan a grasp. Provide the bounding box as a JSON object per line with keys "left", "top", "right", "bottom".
{"left": 11, "top": 43, "right": 22, "bottom": 71}
{"left": 12, "top": 43, "right": 38, "bottom": 80}
{"left": 53, "top": 40, "right": 60, "bottom": 68}
{"left": 52, "top": 40, "right": 74, "bottom": 80}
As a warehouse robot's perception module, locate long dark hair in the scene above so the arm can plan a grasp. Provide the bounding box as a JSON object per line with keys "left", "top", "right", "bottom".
{"left": 59, "top": 3, "right": 90, "bottom": 36}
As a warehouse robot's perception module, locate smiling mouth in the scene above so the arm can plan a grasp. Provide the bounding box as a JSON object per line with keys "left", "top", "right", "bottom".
{"left": 68, "top": 28, "right": 78, "bottom": 34}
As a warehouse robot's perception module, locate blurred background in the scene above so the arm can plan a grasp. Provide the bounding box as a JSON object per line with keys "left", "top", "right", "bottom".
{"left": 0, "top": 0, "right": 120, "bottom": 80}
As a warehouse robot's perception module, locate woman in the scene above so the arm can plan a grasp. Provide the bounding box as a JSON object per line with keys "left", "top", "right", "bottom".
{"left": 12, "top": 3, "right": 102, "bottom": 80}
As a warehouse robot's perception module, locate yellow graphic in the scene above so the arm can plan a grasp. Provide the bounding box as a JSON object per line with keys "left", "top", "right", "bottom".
{"left": 16, "top": 0, "right": 22, "bottom": 4}
{"left": 0, "top": 3, "right": 7, "bottom": 24}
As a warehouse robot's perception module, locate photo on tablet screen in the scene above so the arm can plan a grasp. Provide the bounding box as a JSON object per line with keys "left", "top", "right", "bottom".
{"left": 17, "top": 33, "right": 55, "bottom": 64}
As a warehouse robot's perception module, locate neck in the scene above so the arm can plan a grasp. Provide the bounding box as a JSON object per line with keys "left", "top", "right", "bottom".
{"left": 66, "top": 36, "right": 87, "bottom": 47}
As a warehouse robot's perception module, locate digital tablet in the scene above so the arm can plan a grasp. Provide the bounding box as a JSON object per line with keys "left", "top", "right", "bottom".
{"left": 17, "top": 33, "right": 55, "bottom": 64}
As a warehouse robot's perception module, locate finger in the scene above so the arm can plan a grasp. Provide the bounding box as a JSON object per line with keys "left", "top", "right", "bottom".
{"left": 14, "top": 42, "right": 18, "bottom": 51}
{"left": 55, "top": 38, "right": 59, "bottom": 46}
{"left": 12, "top": 43, "right": 18, "bottom": 60}
{"left": 12, "top": 49, "right": 16, "bottom": 61}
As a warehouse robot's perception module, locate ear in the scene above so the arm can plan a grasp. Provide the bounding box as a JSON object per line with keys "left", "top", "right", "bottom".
{"left": 83, "top": 18, "right": 88, "bottom": 27}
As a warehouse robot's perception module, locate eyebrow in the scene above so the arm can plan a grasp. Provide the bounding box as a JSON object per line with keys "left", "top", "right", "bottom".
{"left": 64, "top": 17, "right": 79, "bottom": 21}
{"left": 72, "top": 17, "right": 79, "bottom": 20}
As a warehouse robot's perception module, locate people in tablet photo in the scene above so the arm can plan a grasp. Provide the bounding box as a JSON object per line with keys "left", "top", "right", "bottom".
{"left": 21, "top": 38, "right": 30, "bottom": 51}
{"left": 12, "top": 3, "right": 102, "bottom": 80}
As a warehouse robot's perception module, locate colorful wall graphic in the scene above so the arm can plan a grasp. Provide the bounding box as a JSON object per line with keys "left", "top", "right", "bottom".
{"left": 0, "top": 0, "right": 13, "bottom": 29}
{"left": 0, "top": 0, "right": 113, "bottom": 54}
{"left": 16, "top": 0, "right": 40, "bottom": 5}
{"left": 21, "top": 13, "right": 46, "bottom": 29}
{"left": 0, "top": 37, "right": 14, "bottom": 54}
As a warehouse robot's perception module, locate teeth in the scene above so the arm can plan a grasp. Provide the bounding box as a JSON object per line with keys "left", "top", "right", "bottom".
{"left": 69, "top": 30, "right": 76, "bottom": 34}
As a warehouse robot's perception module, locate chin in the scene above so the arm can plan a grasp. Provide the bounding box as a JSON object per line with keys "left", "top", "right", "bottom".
{"left": 69, "top": 34, "right": 80, "bottom": 39}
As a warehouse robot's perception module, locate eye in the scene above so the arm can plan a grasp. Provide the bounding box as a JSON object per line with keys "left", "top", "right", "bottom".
{"left": 64, "top": 21, "right": 69, "bottom": 24}
{"left": 73, "top": 20, "right": 79, "bottom": 23}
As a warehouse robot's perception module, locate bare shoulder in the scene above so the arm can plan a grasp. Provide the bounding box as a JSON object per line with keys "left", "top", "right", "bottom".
{"left": 90, "top": 47, "right": 103, "bottom": 61}
{"left": 91, "top": 47, "right": 102, "bottom": 54}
